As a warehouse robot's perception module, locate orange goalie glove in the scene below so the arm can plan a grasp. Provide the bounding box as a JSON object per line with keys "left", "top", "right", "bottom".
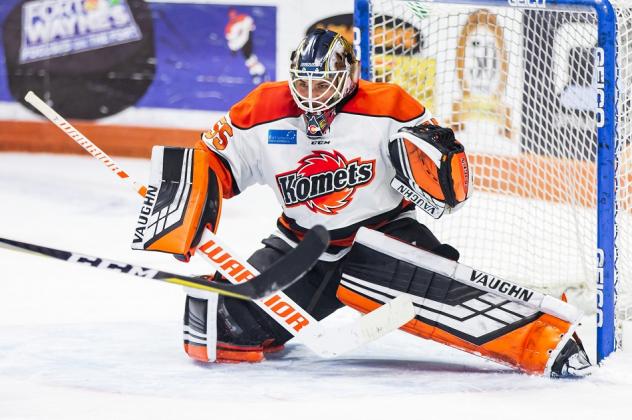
{"left": 388, "top": 124, "right": 472, "bottom": 218}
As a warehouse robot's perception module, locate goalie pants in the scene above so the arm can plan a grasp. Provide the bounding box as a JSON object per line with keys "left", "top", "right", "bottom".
{"left": 182, "top": 217, "right": 457, "bottom": 362}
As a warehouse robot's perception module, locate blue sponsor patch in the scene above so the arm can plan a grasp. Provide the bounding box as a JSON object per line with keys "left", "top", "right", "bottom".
{"left": 268, "top": 129, "right": 297, "bottom": 144}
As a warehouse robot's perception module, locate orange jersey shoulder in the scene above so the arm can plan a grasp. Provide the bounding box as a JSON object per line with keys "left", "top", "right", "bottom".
{"left": 229, "top": 81, "right": 302, "bottom": 129}
{"left": 341, "top": 80, "right": 426, "bottom": 122}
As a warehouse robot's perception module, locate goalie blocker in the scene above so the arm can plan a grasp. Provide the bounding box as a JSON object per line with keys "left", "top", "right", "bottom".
{"left": 337, "top": 228, "right": 592, "bottom": 377}
{"left": 131, "top": 146, "right": 223, "bottom": 261}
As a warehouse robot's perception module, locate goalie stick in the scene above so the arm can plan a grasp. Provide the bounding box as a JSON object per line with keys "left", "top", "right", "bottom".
{"left": 0, "top": 227, "right": 328, "bottom": 301}
{"left": 24, "top": 91, "right": 415, "bottom": 357}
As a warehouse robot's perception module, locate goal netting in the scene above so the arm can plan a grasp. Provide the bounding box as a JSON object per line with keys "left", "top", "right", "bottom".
{"left": 360, "top": 0, "right": 632, "bottom": 328}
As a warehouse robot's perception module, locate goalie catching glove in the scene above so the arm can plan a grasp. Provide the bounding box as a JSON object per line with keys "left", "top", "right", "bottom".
{"left": 131, "top": 146, "right": 222, "bottom": 261}
{"left": 388, "top": 124, "right": 472, "bottom": 218}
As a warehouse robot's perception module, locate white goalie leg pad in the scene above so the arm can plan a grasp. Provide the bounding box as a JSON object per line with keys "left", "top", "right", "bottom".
{"left": 183, "top": 287, "right": 218, "bottom": 362}
{"left": 354, "top": 227, "right": 583, "bottom": 324}
{"left": 340, "top": 227, "right": 586, "bottom": 375}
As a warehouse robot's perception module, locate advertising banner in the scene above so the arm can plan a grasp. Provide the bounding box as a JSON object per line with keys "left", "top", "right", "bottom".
{"left": 138, "top": 2, "right": 276, "bottom": 112}
{"left": 0, "top": 0, "right": 276, "bottom": 120}
{"left": 1, "top": 0, "right": 155, "bottom": 119}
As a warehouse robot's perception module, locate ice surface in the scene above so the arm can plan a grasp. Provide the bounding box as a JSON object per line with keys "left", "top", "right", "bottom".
{"left": 0, "top": 153, "right": 630, "bottom": 420}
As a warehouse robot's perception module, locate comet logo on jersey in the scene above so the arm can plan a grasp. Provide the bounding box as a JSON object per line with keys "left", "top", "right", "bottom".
{"left": 276, "top": 150, "right": 375, "bottom": 215}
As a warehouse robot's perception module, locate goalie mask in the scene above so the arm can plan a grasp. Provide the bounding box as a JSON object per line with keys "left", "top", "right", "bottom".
{"left": 289, "top": 29, "right": 359, "bottom": 125}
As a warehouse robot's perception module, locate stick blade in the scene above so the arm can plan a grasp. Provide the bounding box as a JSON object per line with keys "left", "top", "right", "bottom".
{"left": 231, "top": 225, "right": 330, "bottom": 299}
{"left": 299, "top": 294, "right": 416, "bottom": 358}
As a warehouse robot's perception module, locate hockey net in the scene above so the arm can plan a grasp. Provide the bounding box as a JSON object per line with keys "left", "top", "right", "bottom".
{"left": 364, "top": 0, "right": 632, "bottom": 322}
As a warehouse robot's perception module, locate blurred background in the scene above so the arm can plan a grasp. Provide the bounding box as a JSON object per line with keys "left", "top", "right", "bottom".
{"left": 0, "top": 0, "right": 355, "bottom": 156}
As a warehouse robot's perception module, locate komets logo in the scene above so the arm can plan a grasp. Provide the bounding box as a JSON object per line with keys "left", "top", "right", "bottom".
{"left": 276, "top": 150, "right": 375, "bottom": 215}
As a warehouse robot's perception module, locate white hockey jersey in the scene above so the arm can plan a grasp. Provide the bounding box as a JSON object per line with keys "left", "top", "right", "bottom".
{"left": 198, "top": 80, "right": 436, "bottom": 259}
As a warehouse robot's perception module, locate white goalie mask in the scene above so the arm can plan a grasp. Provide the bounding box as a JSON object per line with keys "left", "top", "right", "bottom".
{"left": 289, "top": 29, "right": 359, "bottom": 113}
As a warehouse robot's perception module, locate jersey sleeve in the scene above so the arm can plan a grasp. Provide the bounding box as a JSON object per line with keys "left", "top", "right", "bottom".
{"left": 197, "top": 112, "right": 262, "bottom": 199}
{"left": 379, "top": 85, "right": 437, "bottom": 162}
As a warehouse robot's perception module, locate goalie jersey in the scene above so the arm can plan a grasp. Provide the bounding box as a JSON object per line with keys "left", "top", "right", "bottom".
{"left": 198, "top": 79, "right": 436, "bottom": 260}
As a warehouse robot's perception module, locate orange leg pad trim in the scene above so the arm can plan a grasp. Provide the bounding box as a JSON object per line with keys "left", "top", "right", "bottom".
{"left": 216, "top": 343, "right": 264, "bottom": 363}
{"left": 184, "top": 342, "right": 209, "bottom": 363}
{"left": 337, "top": 285, "right": 572, "bottom": 375}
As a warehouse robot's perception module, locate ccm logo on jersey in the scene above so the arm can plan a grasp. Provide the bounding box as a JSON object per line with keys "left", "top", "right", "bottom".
{"left": 276, "top": 150, "right": 375, "bottom": 215}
